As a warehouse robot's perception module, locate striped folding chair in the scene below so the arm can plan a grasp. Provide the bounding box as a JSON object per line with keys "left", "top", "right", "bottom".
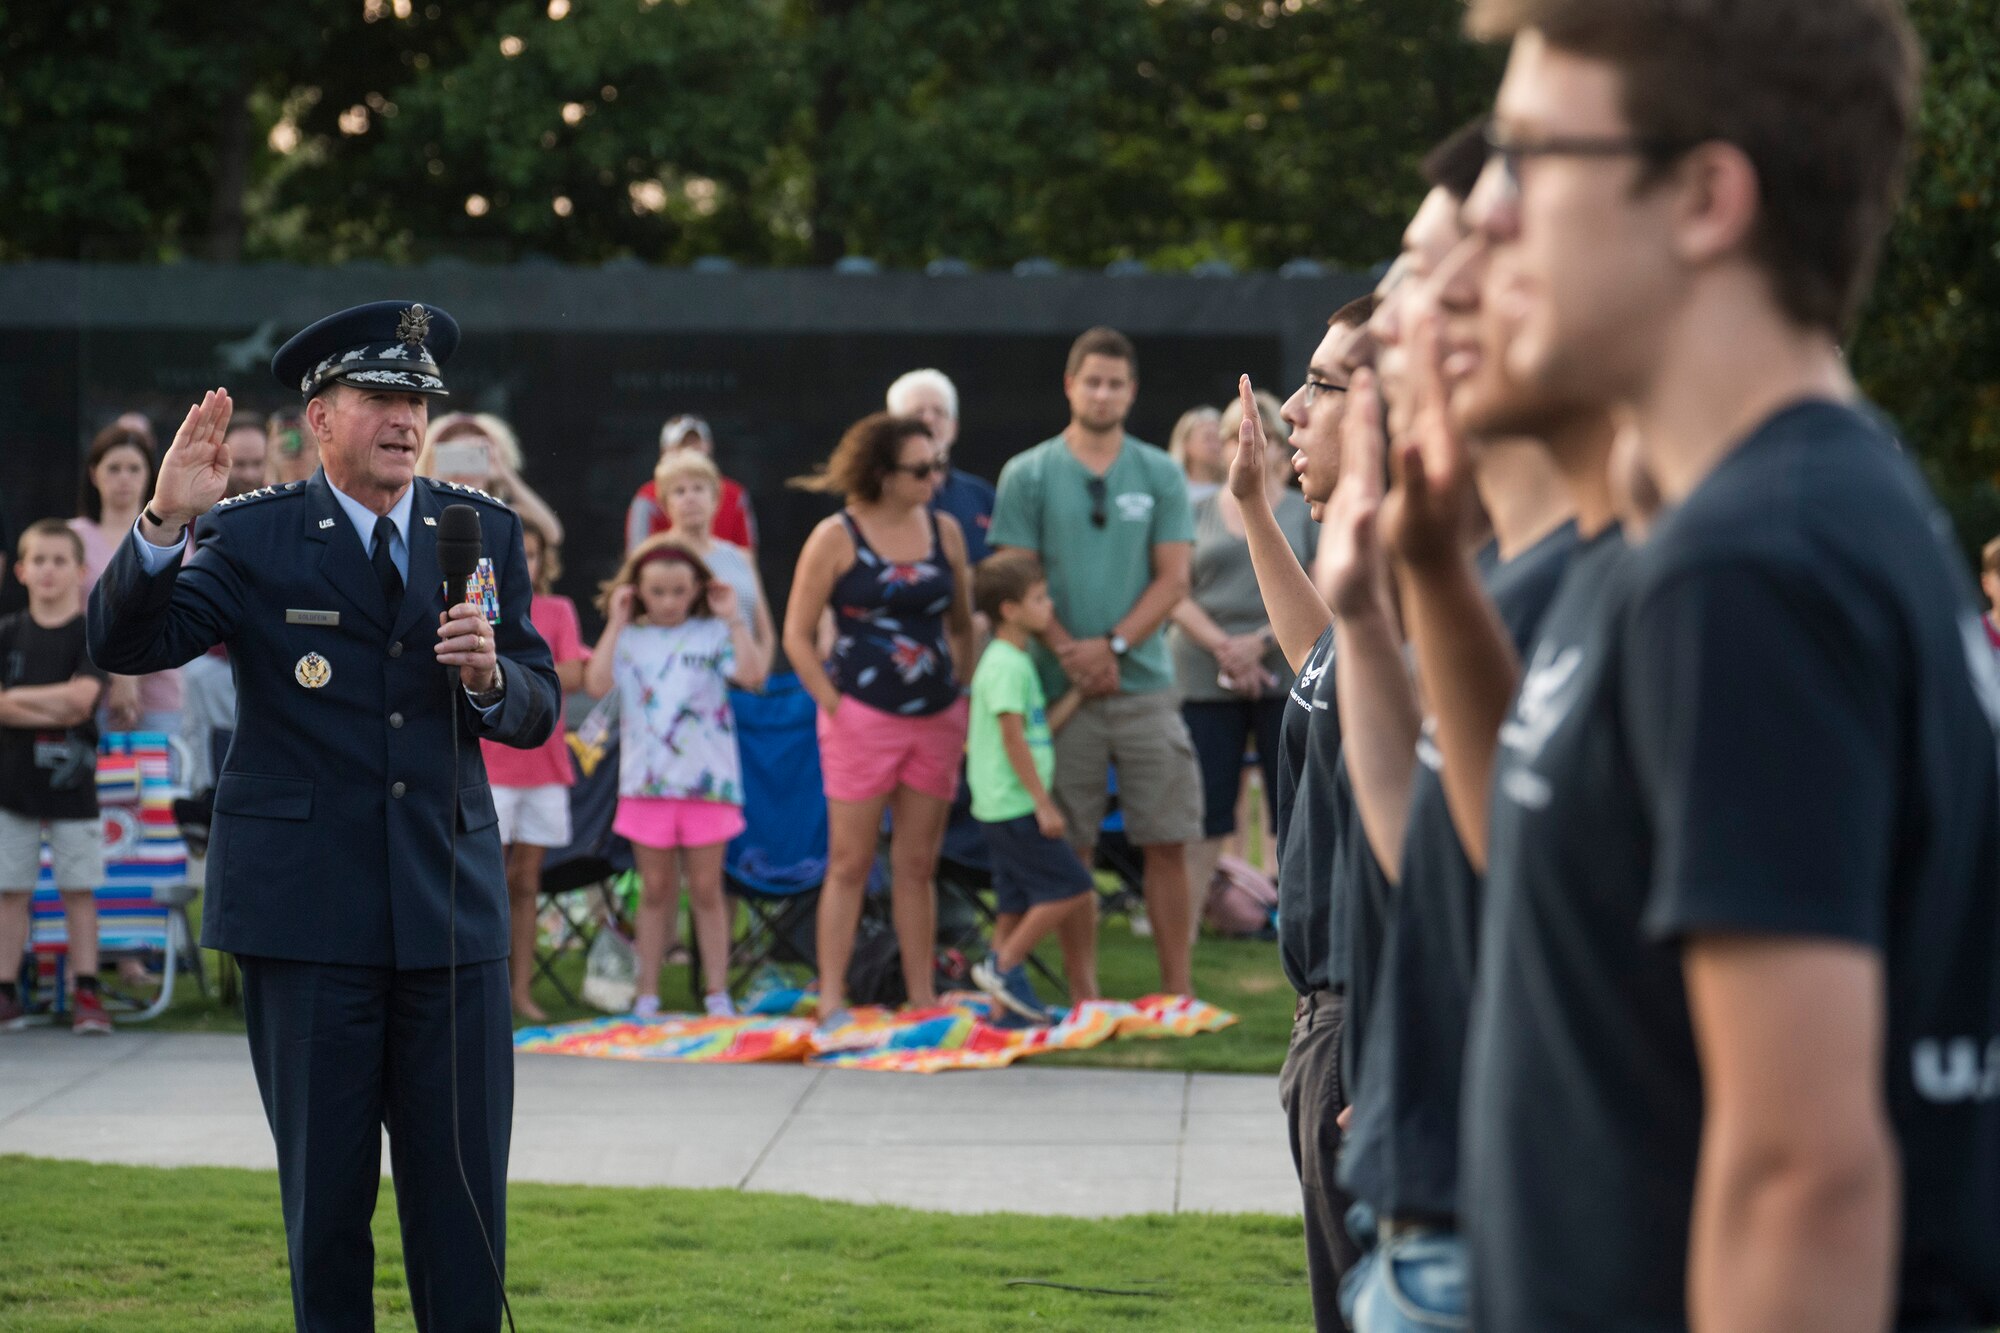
{"left": 25, "top": 732, "right": 202, "bottom": 1022}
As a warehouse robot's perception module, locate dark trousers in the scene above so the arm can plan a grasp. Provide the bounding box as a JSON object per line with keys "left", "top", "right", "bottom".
{"left": 241, "top": 955, "right": 514, "bottom": 1333}
{"left": 1279, "top": 988, "right": 1360, "bottom": 1333}
{"left": 1182, "top": 696, "right": 1288, "bottom": 839}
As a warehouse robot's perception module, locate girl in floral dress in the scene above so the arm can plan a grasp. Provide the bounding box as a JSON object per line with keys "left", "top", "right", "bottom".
{"left": 585, "top": 537, "right": 767, "bottom": 1018}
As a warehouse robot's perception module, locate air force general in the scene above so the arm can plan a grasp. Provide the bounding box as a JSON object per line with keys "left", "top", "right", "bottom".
{"left": 88, "top": 301, "right": 559, "bottom": 1332}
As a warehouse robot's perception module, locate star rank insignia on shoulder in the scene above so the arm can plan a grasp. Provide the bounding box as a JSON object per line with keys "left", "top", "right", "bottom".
{"left": 213, "top": 483, "right": 298, "bottom": 511}
{"left": 428, "top": 477, "right": 505, "bottom": 507}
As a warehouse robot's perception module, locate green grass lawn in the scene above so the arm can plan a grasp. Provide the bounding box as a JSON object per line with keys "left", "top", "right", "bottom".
{"left": 140, "top": 883, "right": 1292, "bottom": 1074}
{"left": 0, "top": 1157, "right": 1308, "bottom": 1331}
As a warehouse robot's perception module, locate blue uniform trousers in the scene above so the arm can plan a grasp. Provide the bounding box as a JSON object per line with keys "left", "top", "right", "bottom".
{"left": 241, "top": 955, "right": 512, "bottom": 1332}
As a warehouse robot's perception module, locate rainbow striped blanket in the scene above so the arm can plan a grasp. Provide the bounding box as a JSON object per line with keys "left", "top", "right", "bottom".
{"left": 513, "top": 991, "right": 1236, "bottom": 1074}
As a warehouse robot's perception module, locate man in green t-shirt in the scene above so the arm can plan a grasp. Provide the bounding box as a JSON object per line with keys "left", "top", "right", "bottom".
{"left": 989, "top": 326, "right": 1202, "bottom": 998}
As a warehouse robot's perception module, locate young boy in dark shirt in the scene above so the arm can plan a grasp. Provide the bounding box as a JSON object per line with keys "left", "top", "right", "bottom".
{"left": 0, "top": 520, "right": 110, "bottom": 1034}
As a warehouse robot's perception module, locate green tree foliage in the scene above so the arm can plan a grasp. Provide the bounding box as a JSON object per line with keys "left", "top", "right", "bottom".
{"left": 1848, "top": 0, "right": 2000, "bottom": 549}
{"left": 0, "top": 0, "right": 1488, "bottom": 270}
{"left": 4, "top": 0, "right": 1993, "bottom": 531}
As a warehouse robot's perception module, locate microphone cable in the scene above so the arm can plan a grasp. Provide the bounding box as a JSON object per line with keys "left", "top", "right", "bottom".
{"left": 446, "top": 612, "right": 518, "bottom": 1333}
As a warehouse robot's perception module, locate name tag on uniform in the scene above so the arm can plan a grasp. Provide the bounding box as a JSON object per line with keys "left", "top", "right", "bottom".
{"left": 286, "top": 609, "right": 341, "bottom": 627}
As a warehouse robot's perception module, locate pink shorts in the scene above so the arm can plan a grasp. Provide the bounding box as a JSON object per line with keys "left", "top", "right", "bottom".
{"left": 613, "top": 797, "right": 746, "bottom": 850}
{"left": 817, "top": 694, "right": 970, "bottom": 804}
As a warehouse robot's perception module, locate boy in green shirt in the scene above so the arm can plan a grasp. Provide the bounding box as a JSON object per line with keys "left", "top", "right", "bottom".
{"left": 966, "top": 551, "right": 1092, "bottom": 1024}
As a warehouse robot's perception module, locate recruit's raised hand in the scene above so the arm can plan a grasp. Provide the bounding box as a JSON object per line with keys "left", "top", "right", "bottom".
{"left": 1320, "top": 367, "right": 1391, "bottom": 620}
{"left": 1380, "top": 313, "right": 1479, "bottom": 572}
{"left": 151, "top": 389, "right": 236, "bottom": 529}
{"left": 1226, "top": 374, "right": 1270, "bottom": 507}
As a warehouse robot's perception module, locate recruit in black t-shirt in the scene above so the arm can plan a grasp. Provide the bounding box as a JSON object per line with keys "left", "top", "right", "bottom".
{"left": 0, "top": 611, "right": 106, "bottom": 821}
{"left": 1275, "top": 625, "right": 1339, "bottom": 996}
{"left": 1333, "top": 750, "right": 1391, "bottom": 1099}
{"left": 1341, "top": 519, "right": 1579, "bottom": 1221}
{"left": 1467, "top": 402, "right": 2000, "bottom": 1332}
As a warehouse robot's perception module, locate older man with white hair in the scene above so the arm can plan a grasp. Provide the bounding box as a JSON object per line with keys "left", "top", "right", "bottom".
{"left": 887, "top": 368, "right": 995, "bottom": 565}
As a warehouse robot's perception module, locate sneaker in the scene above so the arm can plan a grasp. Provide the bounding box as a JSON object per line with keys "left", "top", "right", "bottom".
{"left": 0, "top": 990, "right": 28, "bottom": 1033}
{"left": 703, "top": 991, "right": 737, "bottom": 1019}
{"left": 71, "top": 989, "right": 113, "bottom": 1036}
{"left": 1129, "top": 908, "right": 1154, "bottom": 939}
{"left": 631, "top": 994, "right": 661, "bottom": 1022}
{"left": 971, "top": 953, "right": 1050, "bottom": 1024}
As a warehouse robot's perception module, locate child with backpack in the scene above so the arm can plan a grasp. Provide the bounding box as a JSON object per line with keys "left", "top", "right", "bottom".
{"left": 965, "top": 551, "right": 1093, "bottom": 1024}
{"left": 584, "top": 536, "right": 766, "bottom": 1020}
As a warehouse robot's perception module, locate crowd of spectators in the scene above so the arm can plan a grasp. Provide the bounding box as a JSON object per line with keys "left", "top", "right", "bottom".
{"left": 9, "top": 308, "right": 1337, "bottom": 1036}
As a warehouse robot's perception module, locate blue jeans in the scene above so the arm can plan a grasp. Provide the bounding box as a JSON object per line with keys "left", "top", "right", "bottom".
{"left": 1339, "top": 1205, "right": 1468, "bottom": 1332}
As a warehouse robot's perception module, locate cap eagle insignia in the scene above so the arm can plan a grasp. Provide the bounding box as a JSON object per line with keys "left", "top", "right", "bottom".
{"left": 396, "top": 304, "right": 432, "bottom": 350}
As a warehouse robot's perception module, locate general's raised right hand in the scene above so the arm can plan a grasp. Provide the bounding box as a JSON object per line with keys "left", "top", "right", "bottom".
{"left": 153, "top": 389, "right": 236, "bottom": 527}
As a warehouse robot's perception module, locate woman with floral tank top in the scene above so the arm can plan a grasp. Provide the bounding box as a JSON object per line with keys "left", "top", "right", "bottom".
{"left": 784, "top": 412, "right": 975, "bottom": 1029}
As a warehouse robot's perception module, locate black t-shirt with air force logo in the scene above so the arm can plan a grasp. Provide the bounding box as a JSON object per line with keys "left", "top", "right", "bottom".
{"left": 1467, "top": 402, "right": 2000, "bottom": 1331}
{"left": 1276, "top": 625, "right": 1338, "bottom": 995}
{"left": 1340, "top": 519, "right": 1579, "bottom": 1220}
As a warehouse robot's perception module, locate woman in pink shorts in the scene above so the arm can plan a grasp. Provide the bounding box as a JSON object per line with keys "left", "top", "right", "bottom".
{"left": 584, "top": 538, "right": 767, "bottom": 1019}
{"left": 784, "top": 413, "right": 975, "bottom": 1024}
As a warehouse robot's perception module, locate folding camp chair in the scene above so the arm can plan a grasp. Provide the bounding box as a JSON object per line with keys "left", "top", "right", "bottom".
{"left": 721, "top": 673, "right": 827, "bottom": 996}
{"left": 24, "top": 732, "right": 203, "bottom": 1022}
{"left": 532, "top": 728, "right": 632, "bottom": 1007}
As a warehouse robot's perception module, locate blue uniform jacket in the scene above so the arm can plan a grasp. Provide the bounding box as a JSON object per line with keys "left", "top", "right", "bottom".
{"left": 87, "top": 473, "right": 560, "bottom": 970}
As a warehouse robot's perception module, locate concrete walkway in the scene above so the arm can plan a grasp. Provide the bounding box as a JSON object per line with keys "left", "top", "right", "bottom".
{"left": 0, "top": 1029, "right": 1300, "bottom": 1217}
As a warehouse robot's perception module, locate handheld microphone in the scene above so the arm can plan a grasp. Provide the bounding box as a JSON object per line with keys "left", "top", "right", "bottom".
{"left": 435, "top": 500, "right": 515, "bottom": 1331}
{"left": 437, "top": 502, "right": 483, "bottom": 591}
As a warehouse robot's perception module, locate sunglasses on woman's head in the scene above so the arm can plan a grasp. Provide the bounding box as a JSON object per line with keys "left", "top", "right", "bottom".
{"left": 892, "top": 460, "right": 945, "bottom": 480}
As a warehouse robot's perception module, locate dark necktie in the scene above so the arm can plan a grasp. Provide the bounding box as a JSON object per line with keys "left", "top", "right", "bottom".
{"left": 371, "top": 515, "right": 404, "bottom": 619}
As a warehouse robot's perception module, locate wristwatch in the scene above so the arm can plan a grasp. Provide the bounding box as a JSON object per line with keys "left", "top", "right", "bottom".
{"left": 468, "top": 661, "right": 505, "bottom": 708}
{"left": 1108, "top": 633, "right": 1130, "bottom": 657}
{"left": 142, "top": 505, "right": 185, "bottom": 541}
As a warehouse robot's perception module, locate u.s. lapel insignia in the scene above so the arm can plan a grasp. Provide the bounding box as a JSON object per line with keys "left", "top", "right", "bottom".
{"left": 295, "top": 652, "right": 332, "bottom": 689}
{"left": 318, "top": 518, "right": 336, "bottom": 530}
